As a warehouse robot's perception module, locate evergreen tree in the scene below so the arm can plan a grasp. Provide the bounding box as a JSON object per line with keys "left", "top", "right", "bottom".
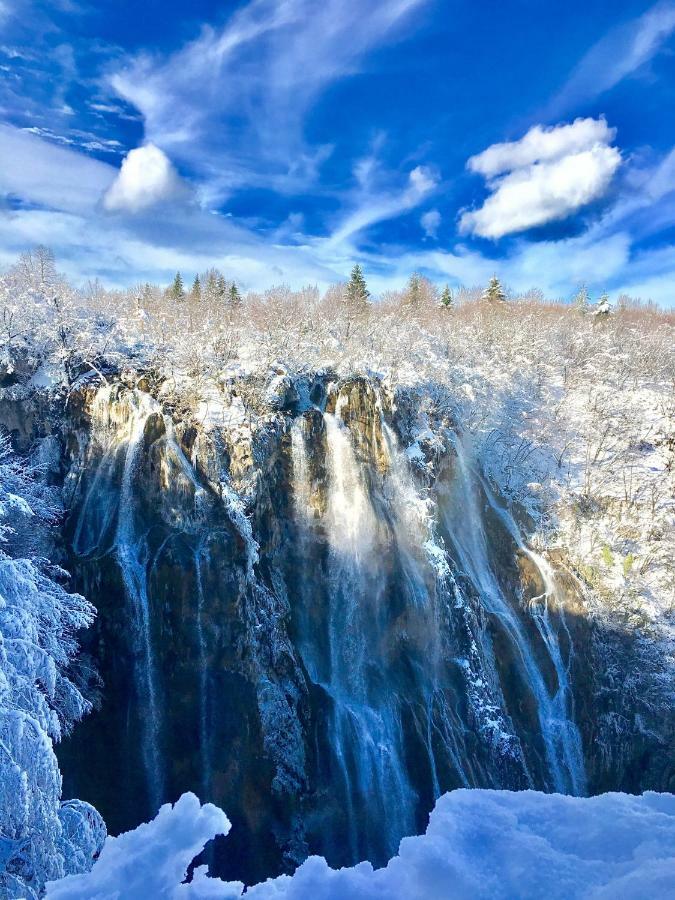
{"left": 593, "top": 292, "right": 611, "bottom": 320}
{"left": 346, "top": 264, "right": 370, "bottom": 307}
{"left": 440, "top": 284, "right": 454, "bottom": 309}
{"left": 229, "top": 282, "right": 242, "bottom": 307}
{"left": 573, "top": 284, "right": 590, "bottom": 312}
{"left": 217, "top": 273, "right": 228, "bottom": 301}
{"left": 482, "top": 275, "right": 507, "bottom": 304}
{"left": 140, "top": 282, "right": 153, "bottom": 304}
{"left": 169, "top": 271, "right": 185, "bottom": 301}
{"left": 406, "top": 271, "right": 422, "bottom": 306}
{"left": 204, "top": 269, "right": 219, "bottom": 302}
{"left": 191, "top": 275, "right": 201, "bottom": 302}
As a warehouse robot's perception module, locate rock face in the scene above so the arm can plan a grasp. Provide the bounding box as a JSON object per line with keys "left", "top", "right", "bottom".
{"left": 0, "top": 372, "right": 670, "bottom": 885}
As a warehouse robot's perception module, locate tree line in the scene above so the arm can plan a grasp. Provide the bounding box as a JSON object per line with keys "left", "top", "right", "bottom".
{"left": 160, "top": 262, "right": 619, "bottom": 319}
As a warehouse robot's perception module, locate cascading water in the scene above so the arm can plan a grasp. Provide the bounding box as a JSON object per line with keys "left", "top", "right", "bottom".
{"left": 114, "top": 397, "right": 165, "bottom": 811}
{"left": 75, "top": 387, "right": 166, "bottom": 810}
{"left": 69, "top": 387, "right": 218, "bottom": 815}
{"left": 440, "top": 432, "right": 586, "bottom": 795}
{"left": 293, "top": 404, "right": 416, "bottom": 860}
{"left": 194, "top": 545, "right": 212, "bottom": 799}
{"left": 60, "top": 375, "right": 591, "bottom": 883}
{"left": 479, "top": 472, "right": 587, "bottom": 795}
{"left": 289, "top": 384, "right": 586, "bottom": 864}
{"left": 378, "top": 417, "right": 511, "bottom": 789}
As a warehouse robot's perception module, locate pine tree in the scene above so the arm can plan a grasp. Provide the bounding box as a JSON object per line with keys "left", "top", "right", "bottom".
{"left": 406, "top": 272, "right": 422, "bottom": 306}
{"left": 573, "top": 284, "right": 590, "bottom": 312}
{"left": 169, "top": 271, "right": 185, "bottom": 301}
{"left": 217, "top": 274, "right": 228, "bottom": 301}
{"left": 229, "top": 282, "right": 242, "bottom": 307}
{"left": 204, "top": 269, "right": 219, "bottom": 302}
{"left": 191, "top": 275, "right": 201, "bottom": 302}
{"left": 593, "top": 292, "right": 611, "bottom": 320}
{"left": 440, "top": 284, "right": 454, "bottom": 309}
{"left": 346, "top": 264, "right": 370, "bottom": 307}
{"left": 482, "top": 275, "right": 507, "bottom": 304}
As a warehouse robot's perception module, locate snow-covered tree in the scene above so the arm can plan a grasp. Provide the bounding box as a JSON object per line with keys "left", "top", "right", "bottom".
{"left": 440, "top": 285, "right": 454, "bottom": 310}
{"left": 168, "top": 272, "right": 185, "bottom": 301}
{"left": 229, "top": 282, "right": 242, "bottom": 308}
{"left": 202, "top": 269, "right": 220, "bottom": 304}
{"left": 191, "top": 275, "right": 201, "bottom": 302}
{"left": 481, "top": 276, "right": 507, "bottom": 304}
{"left": 593, "top": 292, "right": 611, "bottom": 320}
{"left": 406, "top": 272, "right": 422, "bottom": 306}
{"left": 573, "top": 284, "right": 590, "bottom": 313}
{"left": 13, "top": 246, "right": 57, "bottom": 294}
{"left": 0, "top": 436, "right": 105, "bottom": 898}
{"left": 346, "top": 264, "right": 370, "bottom": 308}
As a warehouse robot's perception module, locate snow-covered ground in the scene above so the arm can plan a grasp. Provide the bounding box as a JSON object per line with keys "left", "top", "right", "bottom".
{"left": 46, "top": 788, "right": 675, "bottom": 899}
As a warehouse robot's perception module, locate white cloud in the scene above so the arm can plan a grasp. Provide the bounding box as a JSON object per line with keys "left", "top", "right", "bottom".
{"left": 103, "top": 144, "right": 189, "bottom": 213}
{"left": 109, "top": 0, "right": 427, "bottom": 200}
{"left": 460, "top": 119, "right": 621, "bottom": 240}
{"left": 467, "top": 118, "right": 616, "bottom": 177}
{"left": 421, "top": 209, "right": 440, "bottom": 238}
{"left": 548, "top": 1, "right": 675, "bottom": 115}
{"left": 408, "top": 165, "right": 437, "bottom": 194}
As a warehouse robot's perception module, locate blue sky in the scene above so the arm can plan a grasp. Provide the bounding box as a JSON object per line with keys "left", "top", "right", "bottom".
{"left": 1, "top": 0, "right": 675, "bottom": 302}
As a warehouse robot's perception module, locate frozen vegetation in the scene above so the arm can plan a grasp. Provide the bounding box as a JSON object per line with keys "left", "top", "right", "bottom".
{"left": 0, "top": 435, "right": 105, "bottom": 898}
{"left": 45, "top": 788, "right": 675, "bottom": 899}
{"left": 1, "top": 249, "right": 674, "bottom": 895}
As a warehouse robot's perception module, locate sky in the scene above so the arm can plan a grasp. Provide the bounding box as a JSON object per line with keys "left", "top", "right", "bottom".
{"left": 1, "top": 0, "right": 675, "bottom": 302}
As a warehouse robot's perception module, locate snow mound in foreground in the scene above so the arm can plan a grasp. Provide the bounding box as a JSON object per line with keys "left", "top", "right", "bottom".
{"left": 46, "top": 789, "right": 675, "bottom": 899}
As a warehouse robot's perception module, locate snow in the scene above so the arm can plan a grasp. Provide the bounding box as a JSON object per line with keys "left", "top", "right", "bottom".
{"left": 0, "top": 435, "right": 105, "bottom": 897}
{"left": 46, "top": 793, "right": 240, "bottom": 900}
{"left": 46, "top": 789, "right": 675, "bottom": 899}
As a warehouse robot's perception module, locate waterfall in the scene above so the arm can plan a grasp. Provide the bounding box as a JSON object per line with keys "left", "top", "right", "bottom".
{"left": 379, "top": 418, "right": 505, "bottom": 788}
{"left": 74, "top": 386, "right": 168, "bottom": 812}
{"left": 65, "top": 376, "right": 590, "bottom": 881}
{"left": 70, "top": 387, "right": 164, "bottom": 809}
{"left": 442, "top": 433, "right": 586, "bottom": 794}
{"left": 194, "top": 546, "right": 212, "bottom": 799}
{"left": 113, "top": 391, "right": 165, "bottom": 812}
{"left": 480, "top": 479, "right": 587, "bottom": 795}
{"left": 292, "top": 408, "right": 416, "bottom": 860}
{"left": 289, "top": 397, "right": 556, "bottom": 860}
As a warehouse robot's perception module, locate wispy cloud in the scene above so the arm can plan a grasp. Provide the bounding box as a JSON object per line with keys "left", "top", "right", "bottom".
{"left": 109, "top": 0, "right": 427, "bottom": 201}
{"left": 547, "top": 1, "right": 675, "bottom": 116}
{"left": 0, "top": 123, "right": 114, "bottom": 214}
{"left": 328, "top": 164, "right": 438, "bottom": 246}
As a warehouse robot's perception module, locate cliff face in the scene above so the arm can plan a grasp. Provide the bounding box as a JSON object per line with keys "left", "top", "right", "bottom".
{"left": 1, "top": 372, "right": 670, "bottom": 885}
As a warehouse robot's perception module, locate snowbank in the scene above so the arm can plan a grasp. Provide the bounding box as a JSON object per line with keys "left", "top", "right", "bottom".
{"left": 46, "top": 789, "right": 675, "bottom": 899}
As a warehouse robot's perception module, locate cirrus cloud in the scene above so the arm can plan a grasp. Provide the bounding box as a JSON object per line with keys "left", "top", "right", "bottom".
{"left": 460, "top": 118, "right": 621, "bottom": 240}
